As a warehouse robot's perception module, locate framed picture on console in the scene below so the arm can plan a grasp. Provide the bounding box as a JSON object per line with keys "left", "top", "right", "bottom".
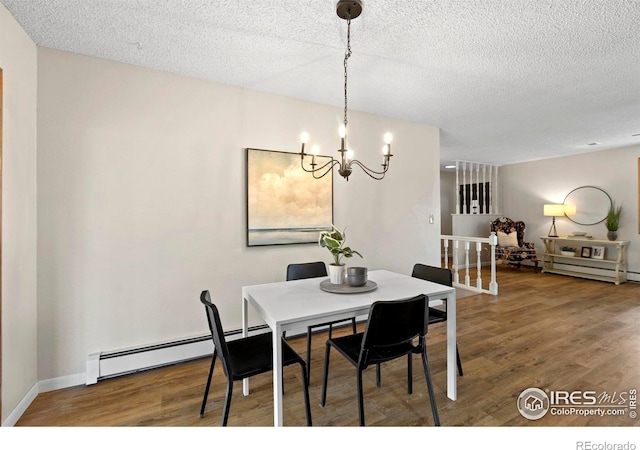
{"left": 591, "top": 246, "right": 605, "bottom": 260}
{"left": 581, "top": 247, "right": 592, "bottom": 258}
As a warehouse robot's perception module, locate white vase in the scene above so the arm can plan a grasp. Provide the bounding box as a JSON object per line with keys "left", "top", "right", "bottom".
{"left": 328, "top": 264, "right": 346, "bottom": 285}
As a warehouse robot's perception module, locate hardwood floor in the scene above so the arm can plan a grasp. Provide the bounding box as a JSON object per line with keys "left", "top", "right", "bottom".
{"left": 15, "top": 267, "right": 640, "bottom": 427}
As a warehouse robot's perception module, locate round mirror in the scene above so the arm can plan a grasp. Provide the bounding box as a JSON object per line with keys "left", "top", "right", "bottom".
{"left": 563, "top": 186, "right": 612, "bottom": 226}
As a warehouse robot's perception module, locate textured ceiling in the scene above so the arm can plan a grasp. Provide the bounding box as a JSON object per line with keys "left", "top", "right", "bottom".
{"left": 2, "top": 0, "right": 640, "bottom": 168}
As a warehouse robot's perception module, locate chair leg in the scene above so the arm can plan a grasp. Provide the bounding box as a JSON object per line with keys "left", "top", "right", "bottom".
{"left": 351, "top": 317, "right": 357, "bottom": 334}
{"left": 376, "top": 364, "right": 381, "bottom": 388}
{"left": 306, "top": 327, "right": 313, "bottom": 381}
{"left": 456, "top": 344, "right": 463, "bottom": 376}
{"left": 199, "top": 350, "right": 217, "bottom": 418}
{"left": 320, "top": 342, "right": 332, "bottom": 407}
{"left": 299, "top": 361, "right": 313, "bottom": 426}
{"left": 420, "top": 348, "right": 440, "bottom": 426}
{"left": 407, "top": 353, "right": 413, "bottom": 394}
{"left": 357, "top": 368, "right": 365, "bottom": 426}
{"left": 221, "top": 377, "right": 233, "bottom": 427}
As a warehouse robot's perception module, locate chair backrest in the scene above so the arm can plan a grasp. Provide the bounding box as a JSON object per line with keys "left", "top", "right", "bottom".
{"left": 490, "top": 217, "right": 526, "bottom": 246}
{"left": 286, "top": 261, "right": 327, "bottom": 281}
{"left": 360, "top": 294, "right": 428, "bottom": 365}
{"left": 200, "top": 290, "right": 232, "bottom": 374}
{"left": 411, "top": 263, "right": 453, "bottom": 287}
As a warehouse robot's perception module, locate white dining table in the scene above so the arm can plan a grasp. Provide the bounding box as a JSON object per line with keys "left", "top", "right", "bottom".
{"left": 241, "top": 269, "right": 457, "bottom": 426}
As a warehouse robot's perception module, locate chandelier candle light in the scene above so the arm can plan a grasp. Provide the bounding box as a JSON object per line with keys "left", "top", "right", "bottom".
{"left": 299, "top": 0, "right": 393, "bottom": 181}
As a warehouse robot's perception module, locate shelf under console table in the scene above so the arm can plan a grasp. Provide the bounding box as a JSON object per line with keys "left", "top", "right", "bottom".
{"left": 540, "top": 236, "right": 629, "bottom": 285}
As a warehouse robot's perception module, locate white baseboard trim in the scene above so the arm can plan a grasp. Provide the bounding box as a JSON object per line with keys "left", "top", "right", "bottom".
{"left": 2, "top": 373, "right": 87, "bottom": 427}
{"left": 39, "top": 373, "right": 86, "bottom": 393}
{"left": 2, "top": 382, "right": 38, "bottom": 427}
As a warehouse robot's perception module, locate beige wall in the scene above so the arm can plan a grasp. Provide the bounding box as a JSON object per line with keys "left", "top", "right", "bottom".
{"left": 440, "top": 171, "right": 455, "bottom": 235}
{"left": 500, "top": 145, "right": 640, "bottom": 275}
{"left": 36, "top": 48, "right": 441, "bottom": 381}
{"left": 0, "top": 4, "right": 38, "bottom": 423}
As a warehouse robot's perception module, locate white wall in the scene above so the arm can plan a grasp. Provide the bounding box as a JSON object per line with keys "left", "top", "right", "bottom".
{"left": 0, "top": 4, "right": 38, "bottom": 423}
{"left": 500, "top": 145, "right": 640, "bottom": 276}
{"left": 36, "top": 48, "right": 441, "bottom": 381}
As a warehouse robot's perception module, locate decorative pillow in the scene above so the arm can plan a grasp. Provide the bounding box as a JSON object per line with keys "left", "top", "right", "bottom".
{"left": 497, "top": 231, "right": 519, "bottom": 247}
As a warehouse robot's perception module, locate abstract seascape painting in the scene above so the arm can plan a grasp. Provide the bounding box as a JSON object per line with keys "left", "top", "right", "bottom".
{"left": 246, "top": 148, "right": 333, "bottom": 246}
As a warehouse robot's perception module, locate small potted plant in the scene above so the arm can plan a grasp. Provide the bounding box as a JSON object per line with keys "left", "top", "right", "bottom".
{"left": 560, "top": 246, "right": 576, "bottom": 257}
{"left": 319, "top": 225, "right": 363, "bottom": 284}
{"left": 605, "top": 201, "right": 622, "bottom": 241}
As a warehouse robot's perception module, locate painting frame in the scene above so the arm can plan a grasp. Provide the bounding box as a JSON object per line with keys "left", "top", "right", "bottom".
{"left": 581, "top": 247, "right": 592, "bottom": 258}
{"left": 246, "top": 148, "right": 333, "bottom": 247}
{"left": 591, "top": 246, "right": 605, "bottom": 260}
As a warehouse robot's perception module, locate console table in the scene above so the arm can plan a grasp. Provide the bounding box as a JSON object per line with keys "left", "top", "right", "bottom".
{"left": 540, "top": 236, "right": 628, "bottom": 285}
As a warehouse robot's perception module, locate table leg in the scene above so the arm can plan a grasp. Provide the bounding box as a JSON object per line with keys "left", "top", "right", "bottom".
{"left": 446, "top": 291, "right": 457, "bottom": 401}
{"left": 272, "top": 323, "right": 284, "bottom": 426}
{"left": 242, "top": 297, "right": 250, "bottom": 396}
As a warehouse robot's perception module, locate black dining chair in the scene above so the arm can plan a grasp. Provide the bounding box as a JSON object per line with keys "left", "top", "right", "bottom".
{"left": 286, "top": 261, "right": 358, "bottom": 380}
{"left": 411, "top": 263, "right": 463, "bottom": 376}
{"left": 319, "top": 294, "right": 440, "bottom": 426}
{"left": 199, "top": 290, "right": 312, "bottom": 426}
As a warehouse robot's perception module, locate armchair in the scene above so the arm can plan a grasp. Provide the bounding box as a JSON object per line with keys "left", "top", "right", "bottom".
{"left": 490, "top": 217, "right": 539, "bottom": 272}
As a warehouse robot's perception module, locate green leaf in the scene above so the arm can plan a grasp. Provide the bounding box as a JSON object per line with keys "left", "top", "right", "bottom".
{"left": 324, "top": 237, "right": 340, "bottom": 249}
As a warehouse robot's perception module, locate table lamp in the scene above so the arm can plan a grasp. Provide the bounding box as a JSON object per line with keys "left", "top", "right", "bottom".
{"left": 544, "top": 204, "right": 565, "bottom": 237}
{"left": 544, "top": 204, "right": 575, "bottom": 237}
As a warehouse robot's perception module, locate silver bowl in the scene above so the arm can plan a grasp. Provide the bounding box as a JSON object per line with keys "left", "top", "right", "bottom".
{"left": 347, "top": 267, "right": 367, "bottom": 287}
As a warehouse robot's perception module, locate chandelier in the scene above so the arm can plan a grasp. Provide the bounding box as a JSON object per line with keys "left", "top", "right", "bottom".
{"left": 299, "top": 0, "right": 393, "bottom": 181}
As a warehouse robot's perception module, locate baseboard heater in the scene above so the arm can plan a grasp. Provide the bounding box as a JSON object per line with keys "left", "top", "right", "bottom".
{"left": 86, "top": 324, "right": 270, "bottom": 385}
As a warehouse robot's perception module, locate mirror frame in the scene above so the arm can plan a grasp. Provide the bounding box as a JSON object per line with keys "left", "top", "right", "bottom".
{"left": 563, "top": 185, "right": 612, "bottom": 226}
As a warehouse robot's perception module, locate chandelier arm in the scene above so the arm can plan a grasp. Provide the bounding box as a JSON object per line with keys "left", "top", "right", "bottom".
{"left": 350, "top": 159, "right": 391, "bottom": 180}
{"left": 300, "top": 157, "right": 340, "bottom": 177}
{"left": 312, "top": 159, "right": 340, "bottom": 179}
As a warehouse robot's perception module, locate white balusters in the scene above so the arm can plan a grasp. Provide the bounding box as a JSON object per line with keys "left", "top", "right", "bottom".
{"left": 452, "top": 161, "right": 500, "bottom": 215}
{"left": 494, "top": 165, "right": 499, "bottom": 215}
{"left": 476, "top": 241, "right": 483, "bottom": 290}
{"left": 443, "top": 239, "right": 449, "bottom": 269}
{"left": 464, "top": 241, "right": 471, "bottom": 285}
{"left": 453, "top": 239, "right": 460, "bottom": 284}
{"left": 440, "top": 233, "right": 498, "bottom": 296}
{"left": 489, "top": 232, "right": 498, "bottom": 294}
{"left": 462, "top": 162, "right": 467, "bottom": 214}
{"left": 455, "top": 161, "right": 460, "bottom": 215}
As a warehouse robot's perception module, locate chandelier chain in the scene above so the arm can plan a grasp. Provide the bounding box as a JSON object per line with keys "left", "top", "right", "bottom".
{"left": 343, "top": 17, "right": 352, "bottom": 130}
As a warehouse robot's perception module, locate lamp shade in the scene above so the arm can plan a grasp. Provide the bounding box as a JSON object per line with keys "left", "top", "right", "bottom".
{"left": 563, "top": 204, "right": 577, "bottom": 216}
{"left": 544, "top": 204, "right": 565, "bottom": 217}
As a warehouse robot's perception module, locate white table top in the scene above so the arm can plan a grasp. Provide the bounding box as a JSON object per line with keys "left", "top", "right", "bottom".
{"left": 243, "top": 269, "right": 455, "bottom": 331}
